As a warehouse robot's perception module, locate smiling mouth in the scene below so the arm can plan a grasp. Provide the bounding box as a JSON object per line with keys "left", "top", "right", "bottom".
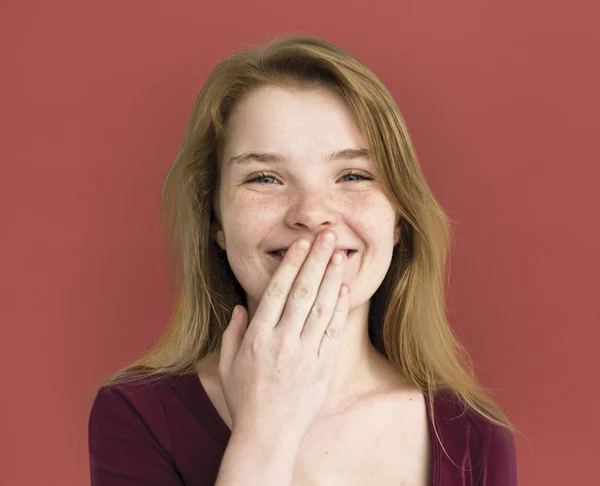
{"left": 267, "top": 249, "right": 357, "bottom": 260}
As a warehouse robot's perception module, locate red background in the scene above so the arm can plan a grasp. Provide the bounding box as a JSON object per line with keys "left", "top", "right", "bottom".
{"left": 1, "top": 1, "right": 598, "bottom": 484}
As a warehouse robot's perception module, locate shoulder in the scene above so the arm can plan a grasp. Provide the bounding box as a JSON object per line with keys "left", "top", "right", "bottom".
{"left": 427, "top": 389, "right": 518, "bottom": 484}
{"left": 91, "top": 372, "right": 171, "bottom": 414}
{"left": 89, "top": 372, "right": 175, "bottom": 443}
{"left": 88, "top": 371, "right": 202, "bottom": 484}
{"left": 89, "top": 371, "right": 198, "bottom": 451}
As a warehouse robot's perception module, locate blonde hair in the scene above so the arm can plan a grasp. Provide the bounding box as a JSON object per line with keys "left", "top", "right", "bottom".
{"left": 82, "top": 34, "right": 521, "bottom": 467}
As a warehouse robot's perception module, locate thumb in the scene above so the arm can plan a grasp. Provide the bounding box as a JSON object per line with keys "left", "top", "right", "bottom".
{"left": 219, "top": 305, "right": 248, "bottom": 374}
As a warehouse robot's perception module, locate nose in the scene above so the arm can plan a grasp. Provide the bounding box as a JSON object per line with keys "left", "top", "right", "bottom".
{"left": 284, "top": 189, "right": 340, "bottom": 235}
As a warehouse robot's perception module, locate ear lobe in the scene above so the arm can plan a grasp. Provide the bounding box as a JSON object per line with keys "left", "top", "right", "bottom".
{"left": 214, "top": 228, "right": 226, "bottom": 251}
{"left": 394, "top": 224, "right": 400, "bottom": 246}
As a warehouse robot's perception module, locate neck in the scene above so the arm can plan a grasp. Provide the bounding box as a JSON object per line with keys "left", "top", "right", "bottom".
{"left": 315, "top": 300, "right": 403, "bottom": 419}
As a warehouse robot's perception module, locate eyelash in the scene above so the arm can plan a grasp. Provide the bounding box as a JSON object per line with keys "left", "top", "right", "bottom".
{"left": 245, "top": 170, "right": 374, "bottom": 185}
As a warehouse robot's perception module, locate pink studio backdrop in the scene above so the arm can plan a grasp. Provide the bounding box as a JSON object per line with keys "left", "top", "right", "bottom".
{"left": 1, "top": 1, "right": 598, "bottom": 485}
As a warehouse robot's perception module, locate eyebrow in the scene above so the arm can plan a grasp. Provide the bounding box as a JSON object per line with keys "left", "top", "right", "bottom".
{"left": 229, "top": 148, "right": 371, "bottom": 166}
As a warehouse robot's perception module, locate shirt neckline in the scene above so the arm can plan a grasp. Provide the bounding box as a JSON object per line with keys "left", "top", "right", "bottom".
{"left": 184, "top": 372, "right": 440, "bottom": 485}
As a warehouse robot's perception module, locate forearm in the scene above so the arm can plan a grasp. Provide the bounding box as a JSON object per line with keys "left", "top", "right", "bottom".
{"left": 215, "top": 430, "right": 301, "bottom": 486}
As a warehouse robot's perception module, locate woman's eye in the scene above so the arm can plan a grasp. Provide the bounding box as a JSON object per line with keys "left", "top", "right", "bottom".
{"left": 246, "top": 173, "right": 278, "bottom": 185}
{"left": 341, "top": 171, "right": 373, "bottom": 182}
{"left": 245, "top": 171, "right": 373, "bottom": 185}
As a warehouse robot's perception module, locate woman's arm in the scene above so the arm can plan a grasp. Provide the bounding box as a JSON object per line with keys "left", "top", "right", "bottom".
{"left": 215, "top": 427, "right": 301, "bottom": 486}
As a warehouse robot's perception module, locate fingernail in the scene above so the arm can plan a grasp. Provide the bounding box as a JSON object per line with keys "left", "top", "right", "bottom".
{"left": 322, "top": 231, "right": 335, "bottom": 247}
{"left": 296, "top": 239, "right": 310, "bottom": 252}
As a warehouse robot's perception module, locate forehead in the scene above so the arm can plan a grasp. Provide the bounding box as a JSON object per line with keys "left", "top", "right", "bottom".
{"left": 222, "top": 85, "right": 368, "bottom": 161}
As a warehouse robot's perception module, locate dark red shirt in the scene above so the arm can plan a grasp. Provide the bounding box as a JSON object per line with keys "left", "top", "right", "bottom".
{"left": 88, "top": 372, "right": 518, "bottom": 485}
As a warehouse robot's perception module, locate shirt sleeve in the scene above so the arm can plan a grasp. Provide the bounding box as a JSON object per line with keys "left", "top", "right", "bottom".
{"left": 88, "top": 384, "right": 184, "bottom": 486}
{"left": 478, "top": 422, "right": 519, "bottom": 485}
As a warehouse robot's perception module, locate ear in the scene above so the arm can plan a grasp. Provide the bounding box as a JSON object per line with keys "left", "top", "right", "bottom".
{"left": 212, "top": 224, "right": 227, "bottom": 251}
{"left": 394, "top": 221, "right": 401, "bottom": 246}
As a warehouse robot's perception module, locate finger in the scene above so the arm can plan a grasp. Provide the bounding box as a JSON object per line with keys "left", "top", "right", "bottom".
{"left": 299, "top": 248, "right": 346, "bottom": 345}
{"left": 247, "top": 237, "right": 312, "bottom": 334}
{"left": 318, "top": 283, "right": 351, "bottom": 360}
{"left": 276, "top": 230, "right": 337, "bottom": 337}
{"left": 218, "top": 305, "right": 248, "bottom": 376}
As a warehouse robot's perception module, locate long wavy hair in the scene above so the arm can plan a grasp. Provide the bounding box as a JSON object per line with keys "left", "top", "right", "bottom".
{"left": 82, "top": 34, "right": 521, "bottom": 465}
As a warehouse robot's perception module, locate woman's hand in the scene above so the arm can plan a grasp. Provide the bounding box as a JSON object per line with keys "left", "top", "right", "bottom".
{"left": 218, "top": 230, "right": 350, "bottom": 444}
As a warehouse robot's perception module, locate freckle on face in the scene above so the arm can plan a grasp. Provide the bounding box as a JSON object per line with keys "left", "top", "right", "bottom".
{"left": 217, "top": 86, "right": 397, "bottom": 297}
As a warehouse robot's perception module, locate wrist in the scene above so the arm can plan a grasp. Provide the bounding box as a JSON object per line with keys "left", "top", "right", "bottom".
{"left": 229, "top": 426, "right": 304, "bottom": 456}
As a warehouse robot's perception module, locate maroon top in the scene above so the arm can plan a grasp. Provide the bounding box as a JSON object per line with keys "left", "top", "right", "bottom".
{"left": 88, "top": 372, "right": 518, "bottom": 485}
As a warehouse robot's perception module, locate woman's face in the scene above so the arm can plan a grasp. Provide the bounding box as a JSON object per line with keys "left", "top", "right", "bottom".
{"left": 214, "top": 84, "right": 399, "bottom": 317}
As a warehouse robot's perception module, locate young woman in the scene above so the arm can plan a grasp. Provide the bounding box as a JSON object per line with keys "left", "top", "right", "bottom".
{"left": 87, "top": 35, "right": 519, "bottom": 485}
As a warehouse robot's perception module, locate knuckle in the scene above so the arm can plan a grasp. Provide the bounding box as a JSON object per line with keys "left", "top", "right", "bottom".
{"left": 249, "top": 331, "right": 269, "bottom": 355}
{"left": 266, "top": 280, "right": 287, "bottom": 299}
{"left": 310, "top": 302, "right": 329, "bottom": 319}
{"left": 324, "top": 325, "right": 338, "bottom": 339}
{"left": 290, "top": 283, "right": 312, "bottom": 301}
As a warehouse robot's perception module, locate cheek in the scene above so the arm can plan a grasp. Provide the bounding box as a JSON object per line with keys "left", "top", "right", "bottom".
{"left": 230, "top": 191, "right": 276, "bottom": 217}
{"left": 223, "top": 196, "right": 276, "bottom": 251}
{"left": 352, "top": 194, "right": 396, "bottom": 230}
